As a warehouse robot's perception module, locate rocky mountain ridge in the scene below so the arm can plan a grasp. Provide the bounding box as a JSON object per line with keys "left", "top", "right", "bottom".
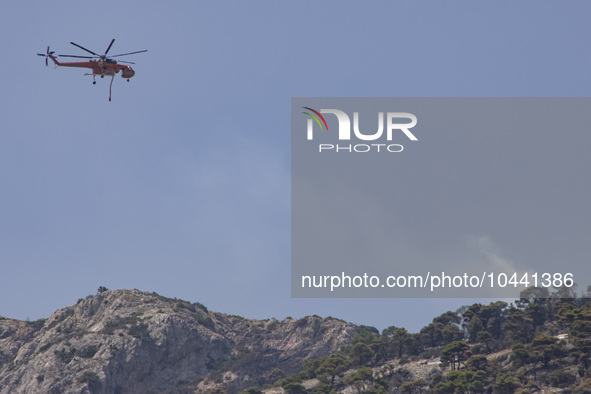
{"left": 5, "top": 288, "right": 591, "bottom": 393}
{"left": 0, "top": 289, "right": 356, "bottom": 394}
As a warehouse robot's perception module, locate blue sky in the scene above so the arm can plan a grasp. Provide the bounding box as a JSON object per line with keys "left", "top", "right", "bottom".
{"left": 1, "top": 1, "right": 590, "bottom": 333}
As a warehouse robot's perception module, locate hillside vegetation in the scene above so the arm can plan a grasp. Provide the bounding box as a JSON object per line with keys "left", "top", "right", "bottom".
{"left": 250, "top": 286, "right": 591, "bottom": 394}
{"left": 1, "top": 286, "right": 591, "bottom": 393}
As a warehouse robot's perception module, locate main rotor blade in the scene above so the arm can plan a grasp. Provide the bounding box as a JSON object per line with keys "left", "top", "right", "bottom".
{"left": 70, "top": 42, "right": 99, "bottom": 56}
{"left": 37, "top": 53, "right": 46, "bottom": 56}
{"left": 59, "top": 54, "right": 97, "bottom": 59}
{"left": 110, "top": 50, "right": 148, "bottom": 58}
{"left": 104, "top": 39, "right": 115, "bottom": 56}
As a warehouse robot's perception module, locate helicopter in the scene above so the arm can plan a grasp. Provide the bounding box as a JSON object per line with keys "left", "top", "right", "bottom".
{"left": 37, "top": 39, "right": 147, "bottom": 101}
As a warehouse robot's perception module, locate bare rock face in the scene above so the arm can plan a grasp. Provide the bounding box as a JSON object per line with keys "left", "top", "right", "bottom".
{"left": 0, "top": 289, "right": 356, "bottom": 393}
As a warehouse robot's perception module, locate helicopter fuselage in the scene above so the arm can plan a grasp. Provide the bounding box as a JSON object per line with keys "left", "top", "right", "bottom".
{"left": 47, "top": 55, "right": 135, "bottom": 79}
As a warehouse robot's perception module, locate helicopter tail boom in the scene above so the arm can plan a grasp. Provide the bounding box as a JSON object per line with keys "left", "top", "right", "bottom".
{"left": 47, "top": 54, "right": 60, "bottom": 66}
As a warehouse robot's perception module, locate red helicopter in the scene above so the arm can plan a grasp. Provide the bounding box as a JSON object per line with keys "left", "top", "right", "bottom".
{"left": 38, "top": 39, "right": 147, "bottom": 101}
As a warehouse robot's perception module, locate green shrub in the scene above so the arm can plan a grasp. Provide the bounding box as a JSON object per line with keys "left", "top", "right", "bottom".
{"left": 549, "top": 370, "right": 576, "bottom": 388}
{"left": 128, "top": 323, "right": 150, "bottom": 339}
{"left": 282, "top": 382, "right": 307, "bottom": 394}
{"left": 76, "top": 345, "right": 99, "bottom": 358}
{"left": 240, "top": 388, "right": 263, "bottom": 394}
{"left": 101, "top": 315, "right": 142, "bottom": 334}
{"left": 195, "top": 313, "right": 215, "bottom": 329}
{"left": 26, "top": 319, "right": 46, "bottom": 331}
{"left": 79, "top": 370, "right": 101, "bottom": 390}
{"left": 54, "top": 347, "right": 76, "bottom": 364}
{"left": 176, "top": 302, "right": 197, "bottom": 313}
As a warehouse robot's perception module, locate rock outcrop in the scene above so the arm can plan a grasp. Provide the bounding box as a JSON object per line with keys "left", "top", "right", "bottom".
{"left": 0, "top": 289, "right": 356, "bottom": 393}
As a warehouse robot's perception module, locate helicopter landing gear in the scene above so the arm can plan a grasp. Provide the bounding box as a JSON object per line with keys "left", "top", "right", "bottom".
{"left": 127, "top": 79, "right": 130, "bottom": 82}
{"left": 101, "top": 75, "right": 104, "bottom": 78}
{"left": 85, "top": 73, "right": 97, "bottom": 84}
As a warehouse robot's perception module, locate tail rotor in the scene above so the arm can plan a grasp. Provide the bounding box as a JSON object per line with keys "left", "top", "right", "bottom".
{"left": 37, "top": 46, "right": 55, "bottom": 66}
